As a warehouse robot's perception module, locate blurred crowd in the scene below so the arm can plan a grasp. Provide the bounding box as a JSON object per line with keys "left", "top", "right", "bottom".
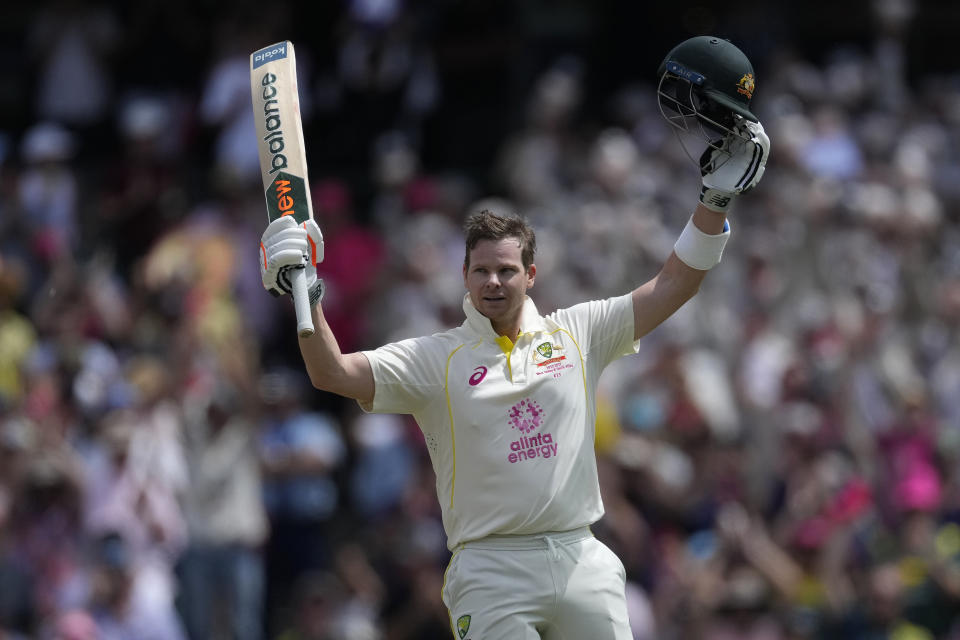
{"left": 2, "top": 1, "right": 960, "bottom": 639}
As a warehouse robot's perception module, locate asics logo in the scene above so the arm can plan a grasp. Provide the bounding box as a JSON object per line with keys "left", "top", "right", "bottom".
{"left": 468, "top": 366, "right": 487, "bottom": 386}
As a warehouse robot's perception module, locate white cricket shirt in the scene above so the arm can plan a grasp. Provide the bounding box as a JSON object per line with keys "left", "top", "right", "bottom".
{"left": 360, "top": 293, "right": 639, "bottom": 549}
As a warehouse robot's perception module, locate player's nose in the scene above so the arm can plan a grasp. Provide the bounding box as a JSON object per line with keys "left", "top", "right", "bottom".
{"left": 484, "top": 273, "right": 501, "bottom": 288}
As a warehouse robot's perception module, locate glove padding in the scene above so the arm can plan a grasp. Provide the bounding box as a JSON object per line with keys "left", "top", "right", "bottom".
{"left": 260, "top": 216, "right": 325, "bottom": 305}
{"left": 699, "top": 119, "right": 770, "bottom": 212}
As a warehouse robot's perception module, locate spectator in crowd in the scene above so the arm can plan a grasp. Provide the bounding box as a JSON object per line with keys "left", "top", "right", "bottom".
{"left": 85, "top": 532, "right": 186, "bottom": 640}
{"left": 177, "top": 381, "right": 268, "bottom": 640}
{"left": 258, "top": 369, "right": 347, "bottom": 633}
{"left": 15, "top": 123, "right": 78, "bottom": 278}
{"left": 27, "top": 0, "right": 120, "bottom": 135}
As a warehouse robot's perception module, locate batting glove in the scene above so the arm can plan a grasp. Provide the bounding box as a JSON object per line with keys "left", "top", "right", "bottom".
{"left": 260, "top": 216, "right": 325, "bottom": 306}
{"left": 699, "top": 119, "right": 770, "bottom": 213}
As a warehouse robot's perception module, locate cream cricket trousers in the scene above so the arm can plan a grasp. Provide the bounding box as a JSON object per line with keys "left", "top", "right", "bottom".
{"left": 441, "top": 527, "right": 632, "bottom": 639}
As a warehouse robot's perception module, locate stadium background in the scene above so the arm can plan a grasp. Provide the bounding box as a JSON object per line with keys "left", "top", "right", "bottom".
{"left": 1, "top": 0, "right": 960, "bottom": 638}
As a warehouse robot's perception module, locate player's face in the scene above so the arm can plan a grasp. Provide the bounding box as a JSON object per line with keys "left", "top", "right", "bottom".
{"left": 464, "top": 237, "right": 535, "bottom": 335}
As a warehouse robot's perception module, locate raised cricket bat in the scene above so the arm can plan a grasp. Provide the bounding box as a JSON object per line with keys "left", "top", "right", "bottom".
{"left": 250, "top": 40, "right": 315, "bottom": 337}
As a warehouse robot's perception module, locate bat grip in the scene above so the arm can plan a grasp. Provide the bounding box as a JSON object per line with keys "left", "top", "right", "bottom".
{"left": 290, "top": 267, "right": 315, "bottom": 337}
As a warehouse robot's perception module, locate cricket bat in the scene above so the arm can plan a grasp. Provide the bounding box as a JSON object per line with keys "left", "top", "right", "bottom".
{"left": 250, "top": 40, "right": 315, "bottom": 337}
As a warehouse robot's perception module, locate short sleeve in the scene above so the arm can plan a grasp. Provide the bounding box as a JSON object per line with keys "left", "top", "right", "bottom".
{"left": 359, "top": 335, "right": 446, "bottom": 415}
{"left": 549, "top": 293, "right": 639, "bottom": 372}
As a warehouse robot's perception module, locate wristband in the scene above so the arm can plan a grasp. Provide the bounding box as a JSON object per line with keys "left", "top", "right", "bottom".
{"left": 700, "top": 186, "right": 736, "bottom": 213}
{"left": 673, "top": 217, "right": 731, "bottom": 270}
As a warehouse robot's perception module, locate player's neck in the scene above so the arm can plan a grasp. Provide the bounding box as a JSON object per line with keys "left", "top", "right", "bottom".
{"left": 491, "top": 319, "right": 521, "bottom": 344}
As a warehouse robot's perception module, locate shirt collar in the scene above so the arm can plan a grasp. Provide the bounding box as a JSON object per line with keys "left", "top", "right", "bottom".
{"left": 462, "top": 293, "right": 547, "bottom": 341}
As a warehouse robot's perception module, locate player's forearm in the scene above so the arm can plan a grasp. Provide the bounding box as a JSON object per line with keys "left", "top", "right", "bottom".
{"left": 691, "top": 204, "right": 728, "bottom": 234}
{"left": 298, "top": 304, "right": 341, "bottom": 384}
{"left": 631, "top": 206, "right": 728, "bottom": 340}
{"left": 298, "top": 303, "right": 373, "bottom": 402}
{"left": 632, "top": 253, "right": 704, "bottom": 339}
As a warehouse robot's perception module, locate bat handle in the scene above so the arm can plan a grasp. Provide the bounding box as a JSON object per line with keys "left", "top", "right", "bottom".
{"left": 291, "top": 267, "right": 315, "bottom": 338}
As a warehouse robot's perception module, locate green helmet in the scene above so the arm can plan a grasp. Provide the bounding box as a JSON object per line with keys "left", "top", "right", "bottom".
{"left": 657, "top": 36, "right": 758, "bottom": 164}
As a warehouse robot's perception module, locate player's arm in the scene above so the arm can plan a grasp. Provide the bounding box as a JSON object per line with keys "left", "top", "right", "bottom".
{"left": 260, "top": 216, "right": 375, "bottom": 405}
{"left": 631, "top": 204, "right": 727, "bottom": 340}
{"left": 299, "top": 303, "right": 374, "bottom": 404}
{"left": 632, "top": 120, "right": 770, "bottom": 341}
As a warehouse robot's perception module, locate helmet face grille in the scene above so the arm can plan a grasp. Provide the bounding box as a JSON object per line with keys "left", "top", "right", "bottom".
{"left": 657, "top": 74, "right": 698, "bottom": 122}
{"left": 657, "top": 72, "right": 737, "bottom": 137}
{"left": 657, "top": 71, "right": 747, "bottom": 168}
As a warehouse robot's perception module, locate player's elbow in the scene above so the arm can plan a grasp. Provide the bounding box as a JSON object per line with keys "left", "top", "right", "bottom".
{"left": 301, "top": 361, "right": 337, "bottom": 394}
{"left": 306, "top": 370, "right": 346, "bottom": 397}
{"left": 306, "top": 370, "right": 331, "bottom": 392}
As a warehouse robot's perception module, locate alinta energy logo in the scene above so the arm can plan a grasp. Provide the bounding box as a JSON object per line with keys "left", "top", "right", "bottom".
{"left": 509, "top": 398, "right": 543, "bottom": 434}
{"left": 506, "top": 398, "right": 557, "bottom": 464}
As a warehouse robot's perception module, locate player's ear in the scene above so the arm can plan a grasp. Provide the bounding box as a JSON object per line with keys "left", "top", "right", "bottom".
{"left": 462, "top": 262, "right": 468, "bottom": 286}
{"left": 527, "top": 263, "right": 536, "bottom": 288}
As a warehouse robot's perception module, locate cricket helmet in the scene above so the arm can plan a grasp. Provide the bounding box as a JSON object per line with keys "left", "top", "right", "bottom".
{"left": 657, "top": 36, "right": 758, "bottom": 159}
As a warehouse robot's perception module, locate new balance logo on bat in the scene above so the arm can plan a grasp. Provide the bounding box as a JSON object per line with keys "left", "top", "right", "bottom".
{"left": 274, "top": 179, "right": 297, "bottom": 217}
{"left": 264, "top": 172, "right": 309, "bottom": 223}
{"left": 259, "top": 73, "right": 289, "bottom": 175}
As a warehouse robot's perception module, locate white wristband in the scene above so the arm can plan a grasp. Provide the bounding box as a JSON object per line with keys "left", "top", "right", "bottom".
{"left": 673, "top": 217, "right": 731, "bottom": 270}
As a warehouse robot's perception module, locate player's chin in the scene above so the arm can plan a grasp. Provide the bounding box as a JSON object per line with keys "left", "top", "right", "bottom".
{"left": 476, "top": 296, "right": 507, "bottom": 316}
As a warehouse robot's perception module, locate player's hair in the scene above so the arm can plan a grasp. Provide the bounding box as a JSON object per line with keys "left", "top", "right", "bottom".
{"left": 463, "top": 209, "right": 537, "bottom": 270}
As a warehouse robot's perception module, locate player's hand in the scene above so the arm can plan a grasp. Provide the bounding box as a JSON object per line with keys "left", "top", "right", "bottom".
{"left": 260, "top": 216, "right": 325, "bottom": 305}
{"left": 699, "top": 119, "right": 770, "bottom": 212}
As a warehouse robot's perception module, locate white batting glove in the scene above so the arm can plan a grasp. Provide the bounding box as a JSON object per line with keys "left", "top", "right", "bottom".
{"left": 699, "top": 119, "right": 770, "bottom": 213}
{"left": 260, "top": 216, "right": 325, "bottom": 306}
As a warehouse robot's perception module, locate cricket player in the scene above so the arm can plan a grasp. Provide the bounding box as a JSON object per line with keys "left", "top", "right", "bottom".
{"left": 259, "top": 36, "right": 770, "bottom": 640}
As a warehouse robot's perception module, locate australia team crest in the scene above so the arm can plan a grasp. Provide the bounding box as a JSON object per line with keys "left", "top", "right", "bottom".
{"left": 532, "top": 337, "right": 574, "bottom": 378}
